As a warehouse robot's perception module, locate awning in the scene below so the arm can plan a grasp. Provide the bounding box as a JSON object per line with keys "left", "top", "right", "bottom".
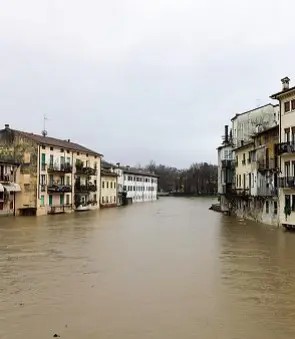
{"left": 0, "top": 184, "right": 4, "bottom": 192}
{"left": 3, "top": 183, "right": 21, "bottom": 192}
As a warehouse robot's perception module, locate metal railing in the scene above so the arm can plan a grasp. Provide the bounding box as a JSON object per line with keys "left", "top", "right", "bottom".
{"left": 276, "top": 142, "right": 295, "bottom": 155}
{"left": 47, "top": 184, "right": 72, "bottom": 193}
{"left": 279, "top": 177, "right": 295, "bottom": 188}
{"left": 75, "top": 166, "right": 97, "bottom": 176}
{"left": 257, "top": 186, "right": 278, "bottom": 196}
{"left": 75, "top": 184, "right": 97, "bottom": 193}
{"left": 0, "top": 174, "right": 13, "bottom": 182}
{"left": 47, "top": 163, "right": 72, "bottom": 173}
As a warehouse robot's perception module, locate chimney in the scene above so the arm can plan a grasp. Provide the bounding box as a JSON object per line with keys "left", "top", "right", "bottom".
{"left": 5, "top": 124, "right": 9, "bottom": 130}
{"left": 224, "top": 125, "right": 229, "bottom": 143}
{"left": 126, "top": 165, "right": 130, "bottom": 170}
{"left": 116, "top": 162, "right": 120, "bottom": 167}
{"left": 281, "top": 77, "right": 290, "bottom": 91}
{"left": 68, "top": 139, "right": 70, "bottom": 142}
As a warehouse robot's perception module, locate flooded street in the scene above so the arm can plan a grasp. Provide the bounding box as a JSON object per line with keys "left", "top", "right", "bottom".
{"left": 1, "top": 197, "right": 295, "bottom": 339}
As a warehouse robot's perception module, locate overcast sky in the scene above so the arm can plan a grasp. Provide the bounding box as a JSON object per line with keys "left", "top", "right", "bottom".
{"left": 0, "top": 0, "right": 294, "bottom": 168}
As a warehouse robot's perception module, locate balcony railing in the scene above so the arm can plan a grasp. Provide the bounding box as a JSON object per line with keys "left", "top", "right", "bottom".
{"left": 257, "top": 186, "right": 278, "bottom": 196}
{"left": 0, "top": 174, "right": 13, "bottom": 182}
{"left": 47, "top": 205, "right": 72, "bottom": 214}
{"left": 75, "top": 166, "right": 97, "bottom": 176}
{"left": 279, "top": 177, "right": 295, "bottom": 188}
{"left": 47, "top": 163, "right": 73, "bottom": 173}
{"left": 221, "top": 160, "right": 235, "bottom": 168}
{"left": 47, "top": 184, "right": 72, "bottom": 193}
{"left": 276, "top": 142, "right": 295, "bottom": 155}
{"left": 75, "top": 184, "right": 97, "bottom": 193}
{"left": 256, "top": 158, "right": 277, "bottom": 172}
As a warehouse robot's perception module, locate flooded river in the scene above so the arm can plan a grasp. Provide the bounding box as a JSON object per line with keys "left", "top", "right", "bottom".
{"left": 1, "top": 197, "right": 295, "bottom": 339}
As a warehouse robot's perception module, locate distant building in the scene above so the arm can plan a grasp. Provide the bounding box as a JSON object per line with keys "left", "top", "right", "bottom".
{"left": 0, "top": 124, "right": 102, "bottom": 216}
{"left": 114, "top": 165, "right": 158, "bottom": 203}
{"left": 100, "top": 163, "right": 118, "bottom": 208}
{"left": 217, "top": 103, "right": 280, "bottom": 225}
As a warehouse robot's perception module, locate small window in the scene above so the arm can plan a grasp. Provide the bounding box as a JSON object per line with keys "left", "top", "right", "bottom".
{"left": 106, "top": 182, "right": 109, "bottom": 189}
{"left": 285, "top": 101, "right": 291, "bottom": 113}
{"left": 61, "top": 149, "right": 64, "bottom": 152}
{"left": 273, "top": 202, "right": 278, "bottom": 215}
{"left": 265, "top": 201, "right": 269, "bottom": 214}
{"left": 102, "top": 197, "right": 105, "bottom": 203}
{"left": 292, "top": 195, "right": 295, "bottom": 212}
{"left": 291, "top": 99, "right": 295, "bottom": 111}
{"left": 102, "top": 181, "right": 105, "bottom": 189}
{"left": 42, "top": 145, "right": 46, "bottom": 149}
{"left": 50, "top": 147, "right": 53, "bottom": 151}
{"left": 86, "top": 153, "right": 89, "bottom": 157}
{"left": 67, "top": 150, "right": 70, "bottom": 154}
{"left": 77, "top": 152, "right": 80, "bottom": 156}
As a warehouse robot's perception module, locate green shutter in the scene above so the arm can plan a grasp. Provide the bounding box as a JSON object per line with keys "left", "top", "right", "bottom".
{"left": 60, "top": 195, "right": 64, "bottom": 205}
{"left": 41, "top": 153, "right": 46, "bottom": 164}
{"left": 49, "top": 195, "right": 53, "bottom": 206}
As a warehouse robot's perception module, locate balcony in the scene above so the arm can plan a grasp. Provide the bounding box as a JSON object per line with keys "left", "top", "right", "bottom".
{"left": 47, "top": 205, "right": 72, "bottom": 214}
{"left": 257, "top": 158, "right": 277, "bottom": 172}
{"left": 47, "top": 184, "right": 72, "bottom": 193}
{"left": 0, "top": 174, "right": 13, "bottom": 182}
{"left": 221, "top": 160, "right": 235, "bottom": 169}
{"left": 276, "top": 142, "right": 295, "bottom": 155}
{"left": 75, "top": 166, "right": 97, "bottom": 176}
{"left": 279, "top": 177, "right": 295, "bottom": 188}
{"left": 75, "top": 184, "right": 97, "bottom": 193}
{"left": 47, "top": 163, "right": 73, "bottom": 174}
{"left": 257, "top": 186, "right": 278, "bottom": 196}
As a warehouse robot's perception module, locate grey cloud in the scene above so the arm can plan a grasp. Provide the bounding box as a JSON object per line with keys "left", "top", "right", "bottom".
{"left": 0, "top": 0, "right": 295, "bottom": 168}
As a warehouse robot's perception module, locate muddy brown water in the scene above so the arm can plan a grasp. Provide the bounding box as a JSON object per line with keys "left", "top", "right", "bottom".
{"left": 1, "top": 197, "right": 295, "bottom": 339}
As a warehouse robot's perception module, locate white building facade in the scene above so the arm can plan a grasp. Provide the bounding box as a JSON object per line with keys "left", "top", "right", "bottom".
{"left": 115, "top": 166, "right": 158, "bottom": 203}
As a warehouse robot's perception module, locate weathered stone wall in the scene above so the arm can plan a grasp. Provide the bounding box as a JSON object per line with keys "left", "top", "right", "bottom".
{"left": 0, "top": 129, "right": 38, "bottom": 214}
{"left": 230, "top": 197, "right": 279, "bottom": 226}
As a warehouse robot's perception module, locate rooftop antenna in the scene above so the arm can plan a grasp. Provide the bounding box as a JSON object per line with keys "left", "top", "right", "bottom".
{"left": 42, "top": 115, "right": 48, "bottom": 137}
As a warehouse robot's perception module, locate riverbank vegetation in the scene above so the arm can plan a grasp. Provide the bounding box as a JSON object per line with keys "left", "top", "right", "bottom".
{"left": 144, "top": 161, "right": 217, "bottom": 196}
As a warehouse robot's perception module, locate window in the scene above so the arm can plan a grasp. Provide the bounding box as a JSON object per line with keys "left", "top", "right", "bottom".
{"left": 50, "top": 147, "right": 53, "bottom": 151}
{"left": 60, "top": 195, "right": 64, "bottom": 205}
{"left": 292, "top": 195, "right": 295, "bottom": 212}
{"left": 49, "top": 175, "right": 54, "bottom": 186}
{"left": 77, "top": 152, "right": 80, "bottom": 156}
{"left": 41, "top": 174, "right": 46, "bottom": 185}
{"left": 285, "top": 128, "right": 290, "bottom": 142}
{"left": 274, "top": 201, "right": 278, "bottom": 215}
{"left": 40, "top": 195, "right": 45, "bottom": 206}
{"left": 236, "top": 156, "right": 238, "bottom": 166}
{"left": 60, "top": 176, "right": 65, "bottom": 185}
{"left": 285, "top": 101, "right": 291, "bottom": 113}
{"left": 106, "top": 196, "right": 109, "bottom": 203}
{"left": 49, "top": 154, "right": 54, "bottom": 166}
{"left": 94, "top": 194, "right": 97, "bottom": 202}
{"left": 292, "top": 127, "right": 295, "bottom": 144}
{"left": 110, "top": 182, "right": 113, "bottom": 189}
{"left": 49, "top": 195, "right": 53, "bottom": 206}
{"left": 123, "top": 185, "right": 126, "bottom": 191}
{"left": 66, "top": 194, "right": 70, "bottom": 205}
{"left": 102, "top": 181, "right": 105, "bottom": 189}
{"left": 285, "top": 194, "right": 291, "bottom": 210}
{"left": 265, "top": 201, "right": 269, "bottom": 214}
{"left": 106, "top": 182, "right": 109, "bottom": 189}
{"left": 42, "top": 145, "right": 46, "bottom": 149}
{"left": 66, "top": 176, "right": 70, "bottom": 185}
{"left": 285, "top": 161, "right": 290, "bottom": 177}
{"left": 114, "top": 196, "right": 116, "bottom": 203}
{"left": 114, "top": 182, "right": 116, "bottom": 189}
{"left": 102, "top": 197, "right": 105, "bottom": 203}
{"left": 292, "top": 99, "right": 295, "bottom": 111}
{"left": 60, "top": 156, "right": 65, "bottom": 166}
